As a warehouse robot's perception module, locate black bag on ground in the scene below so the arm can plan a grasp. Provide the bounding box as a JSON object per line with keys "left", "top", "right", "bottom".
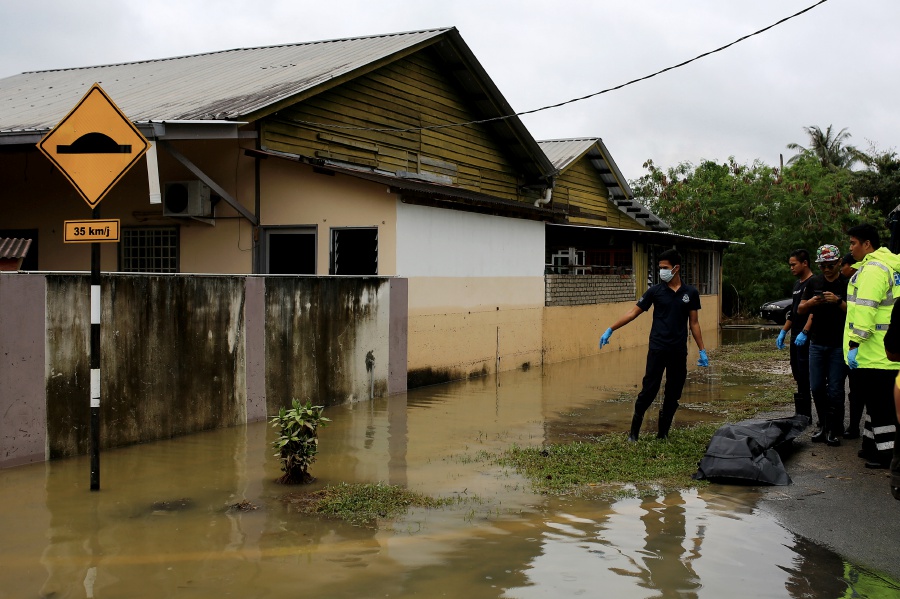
{"left": 692, "top": 415, "right": 810, "bottom": 485}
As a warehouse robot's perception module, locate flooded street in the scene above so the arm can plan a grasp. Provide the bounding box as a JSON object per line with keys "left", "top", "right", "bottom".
{"left": 1, "top": 329, "right": 893, "bottom": 597}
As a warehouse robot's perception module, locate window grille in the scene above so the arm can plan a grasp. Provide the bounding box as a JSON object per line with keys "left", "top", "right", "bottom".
{"left": 120, "top": 227, "right": 179, "bottom": 273}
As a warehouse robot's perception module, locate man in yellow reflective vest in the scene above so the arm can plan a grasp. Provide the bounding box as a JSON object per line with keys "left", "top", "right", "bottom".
{"left": 844, "top": 223, "right": 900, "bottom": 469}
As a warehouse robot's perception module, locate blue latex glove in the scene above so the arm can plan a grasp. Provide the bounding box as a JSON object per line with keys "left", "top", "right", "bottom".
{"left": 697, "top": 349, "right": 709, "bottom": 367}
{"left": 848, "top": 347, "right": 859, "bottom": 369}
{"left": 776, "top": 330, "right": 787, "bottom": 349}
{"left": 599, "top": 327, "right": 613, "bottom": 348}
{"left": 793, "top": 331, "right": 808, "bottom": 347}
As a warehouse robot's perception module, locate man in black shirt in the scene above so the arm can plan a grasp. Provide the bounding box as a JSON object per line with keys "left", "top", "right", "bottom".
{"left": 599, "top": 249, "right": 708, "bottom": 441}
{"left": 777, "top": 249, "right": 813, "bottom": 417}
{"left": 797, "top": 244, "right": 848, "bottom": 446}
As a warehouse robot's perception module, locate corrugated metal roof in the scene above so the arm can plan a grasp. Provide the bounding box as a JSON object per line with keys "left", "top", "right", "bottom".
{"left": 0, "top": 28, "right": 451, "bottom": 132}
{"left": 0, "top": 238, "right": 32, "bottom": 259}
{"left": 538, "top": 138, "right": 596, "bottom": 171}
{"left": 538, "top": 138, "right": 670, "bottom": 231}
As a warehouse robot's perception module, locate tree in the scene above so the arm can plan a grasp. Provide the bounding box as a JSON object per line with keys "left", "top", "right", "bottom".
{"left": 631, "top": 154, "right": 879, "bottom": 316}
{"left": 852, "top": 148, "right": 900, "bottom": 218}
{"left": 786, "top": 125, "right": 862, "bottom": 170}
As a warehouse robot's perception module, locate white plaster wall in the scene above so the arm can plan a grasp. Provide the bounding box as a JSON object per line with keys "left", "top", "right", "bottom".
{"left": 396, "top": 202, "right": 545, "bottom": 277}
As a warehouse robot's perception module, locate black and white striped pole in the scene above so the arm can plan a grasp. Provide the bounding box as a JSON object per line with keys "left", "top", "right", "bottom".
{"left": 35, "top": 83, "right": 150, "bottom": 492}
{"left": 90, "top": 207, "right": 101, "bottom": 491}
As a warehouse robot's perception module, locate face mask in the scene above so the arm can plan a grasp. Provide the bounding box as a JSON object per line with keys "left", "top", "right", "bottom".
{"left": 659, "top": 268, "right": 675, "bottom": 282}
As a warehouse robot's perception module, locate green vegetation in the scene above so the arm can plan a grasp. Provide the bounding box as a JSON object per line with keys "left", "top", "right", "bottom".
{"left": 498, "top": 424, "right": 719, "bottom": 497}
{"left": 630, "top": 126, "right": 900, "bottom": 316}
{"left": 287, "top": 482, "right": 458, "bottom": 526}
{"left": 271, "top": 400, "right": 330, "bottom": 484}
{"left": 498, "top": 339, "right": 795, "bottom": 498}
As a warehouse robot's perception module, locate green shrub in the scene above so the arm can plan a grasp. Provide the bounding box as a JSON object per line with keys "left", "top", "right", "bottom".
{"left": 270, "top": 399, "right": 330, "bottom": 484}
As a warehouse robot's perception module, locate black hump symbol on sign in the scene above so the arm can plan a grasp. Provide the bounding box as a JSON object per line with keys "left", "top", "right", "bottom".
{"left": 57, "top": 132, "right": 132, "bottom": 154}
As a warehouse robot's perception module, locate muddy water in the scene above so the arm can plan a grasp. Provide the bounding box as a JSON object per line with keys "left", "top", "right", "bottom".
{"left": 0, "top": 341, "right": 891, "bottom": 598}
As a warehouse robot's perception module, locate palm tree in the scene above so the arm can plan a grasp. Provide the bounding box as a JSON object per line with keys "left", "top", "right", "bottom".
{"left": 786, "top": 125, "right": 862, "bottom": 169}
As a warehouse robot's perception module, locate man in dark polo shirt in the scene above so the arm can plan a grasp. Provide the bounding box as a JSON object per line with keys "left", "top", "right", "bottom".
{"left": 599, "top": 248, "right": 708, "bottom": 441}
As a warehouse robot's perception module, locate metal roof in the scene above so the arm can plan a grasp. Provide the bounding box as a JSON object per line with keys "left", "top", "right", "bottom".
{"left": 0, "top": 238, "right": 33, "bottom": 260}
{"left": 0, "top": 27, "right": 555, "bottom": 182}
{"left": 0, "top": 29, "right": 453, "bottom": 132}
{"left": 538, "top": 138, "right": 670, "bottom": 231}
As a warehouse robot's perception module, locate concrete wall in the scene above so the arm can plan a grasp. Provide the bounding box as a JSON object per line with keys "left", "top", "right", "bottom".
{"left": 265, "top": 277, "right": 390, "bottom": 408}
{"left": 1, "top": 273, "right": 406, "bottom": 467}
{"left": 0, "top": 274, "right": 46, "bottom": 467}
{"left": 542, "top": 295, "right": 721, "bottom": 365}
{"left": 396, "top": 202, "right": 545, "bottom": 384}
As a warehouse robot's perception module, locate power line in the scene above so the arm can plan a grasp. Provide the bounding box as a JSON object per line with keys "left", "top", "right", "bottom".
{"left": 292, "top": 0, "right": 830, "bottom": 134}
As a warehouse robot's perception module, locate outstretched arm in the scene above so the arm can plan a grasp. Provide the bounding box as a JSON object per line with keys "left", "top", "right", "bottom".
{"left": 688, "top": 310, "right": 705, "bottom": 351}
{"left": 599, "top": 305, "right": 644, "bottom": 348}
{"left": 609, "top": 305, "right": 644, "bottom": 332}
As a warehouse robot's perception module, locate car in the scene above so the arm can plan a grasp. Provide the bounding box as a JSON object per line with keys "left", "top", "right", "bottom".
{"left": 760, "top": 298, "right": 792, "bottom": 325}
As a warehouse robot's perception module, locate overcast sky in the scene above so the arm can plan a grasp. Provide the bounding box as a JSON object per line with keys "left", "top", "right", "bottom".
{"left": 2, "top": 0, "right": 896, "bottom": 181}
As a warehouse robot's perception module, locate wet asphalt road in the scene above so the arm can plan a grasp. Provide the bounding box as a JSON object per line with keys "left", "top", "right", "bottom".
{"left": 754, "top": 416, "right": 900, "bottom": 581}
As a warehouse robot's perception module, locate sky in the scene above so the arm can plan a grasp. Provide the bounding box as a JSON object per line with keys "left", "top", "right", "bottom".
{"left": 2, "top": 0, "right": 897, "bottom": 182}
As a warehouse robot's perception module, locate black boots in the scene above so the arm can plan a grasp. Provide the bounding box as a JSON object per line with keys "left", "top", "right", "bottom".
{"left": 657, "top": 410, "right": 675, "bottom": 440}
{"left": 810, "top": 413, "right": 841, "bottom": 446}
{"left": 628, "top": 409, "right": 676, "bottom": 441}
{"left": 627, "top": 412, "right": 643, "bottom": 442}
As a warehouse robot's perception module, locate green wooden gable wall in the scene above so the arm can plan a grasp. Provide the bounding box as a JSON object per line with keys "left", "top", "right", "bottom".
{"left": 552, "top": 155, "right": 648, "bottom": 230}
{"left": 260, "top": 49, "right": 532, "bottom": 204}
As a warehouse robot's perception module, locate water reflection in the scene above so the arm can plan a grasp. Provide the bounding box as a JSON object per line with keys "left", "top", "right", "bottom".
{"left": 0, "top": 343, "right": 895, "bottom": 598}
{"left": 720, "top": 325, "right": 780, "bottom": 346}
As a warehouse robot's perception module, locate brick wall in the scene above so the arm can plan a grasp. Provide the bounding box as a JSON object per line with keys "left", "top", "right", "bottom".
{"left": 545, "top": 274, "right": 635, "bottom": 307}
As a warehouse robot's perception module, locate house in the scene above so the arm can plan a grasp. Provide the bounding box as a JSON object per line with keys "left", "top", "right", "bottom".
{"left": 0, "top": 28, "right": 730, "bottom": 466}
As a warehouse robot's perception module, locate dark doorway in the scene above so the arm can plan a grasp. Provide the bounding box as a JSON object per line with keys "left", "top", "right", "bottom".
{"left": 266, "top": 229, "right": 316, "bottom": 275}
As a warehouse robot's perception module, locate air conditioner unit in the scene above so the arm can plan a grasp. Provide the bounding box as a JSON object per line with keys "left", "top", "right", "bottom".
{"left": 163, "top": 181, "right": 211, "bottom": 217}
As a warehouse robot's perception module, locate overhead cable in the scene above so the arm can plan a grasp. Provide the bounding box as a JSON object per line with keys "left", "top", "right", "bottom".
{"left": 291, "top": 0, "right": 830, "bottom": 133}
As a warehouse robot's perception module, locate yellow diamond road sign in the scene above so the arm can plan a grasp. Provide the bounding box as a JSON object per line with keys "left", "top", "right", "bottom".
{"left": 37, "top": 83, "right": 149, "bottom": 209}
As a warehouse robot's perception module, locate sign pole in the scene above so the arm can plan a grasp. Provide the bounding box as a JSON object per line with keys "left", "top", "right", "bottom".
{"left": 90, "top": 207, "right": 101, "bottom": 491}
{"left": 35, "top": 83, "right": 149, "bottom": 492}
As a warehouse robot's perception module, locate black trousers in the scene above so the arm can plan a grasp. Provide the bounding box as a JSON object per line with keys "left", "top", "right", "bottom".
{"left": 635, "top": 349, "right": 687, "bottom": 418}
{"left": 892, "top": 429, "right": 900, "bottom": 498}
{"left": 790, "top": 340, "right": 811, "bottom": 416}
{"left": 847, "top": 369, "right": 865, "bottom": 434}
{"left": 851, "top": 368, "right": 899, "bottom": 465}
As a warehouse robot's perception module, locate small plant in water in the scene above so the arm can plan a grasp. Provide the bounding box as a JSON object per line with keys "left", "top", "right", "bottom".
{"left": 270, "top": 399, "right": 330, "bottom": 484}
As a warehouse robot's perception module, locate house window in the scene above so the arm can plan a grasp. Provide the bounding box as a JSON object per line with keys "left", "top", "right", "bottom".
{"left": 330, "top": 227, "right": 378, "bottom": 275}
{"left": 120, "top": 227, "right": 179, "bottom": 273}
{"left": 264, "top": 227, "right": 317, "bottom": 274}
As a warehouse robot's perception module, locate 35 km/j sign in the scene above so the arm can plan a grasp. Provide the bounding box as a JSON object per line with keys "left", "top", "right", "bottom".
{"left": 64, "top": 219, "right": 121, "bottom": 243}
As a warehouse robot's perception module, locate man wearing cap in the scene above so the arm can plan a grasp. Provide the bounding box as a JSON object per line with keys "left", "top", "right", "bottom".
{"left": 599, "top": 248, "right": 708, "bottom": 441}
{"left": 797, "top": 244, "right": 848, "bottom": 446}
{"left": 844, "top": 223, "right": 900, "bottom": 469}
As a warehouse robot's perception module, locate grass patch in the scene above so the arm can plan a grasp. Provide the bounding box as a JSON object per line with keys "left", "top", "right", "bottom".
{"left": 285, "top": 482, "right": 458, "bottom": 526}
{"left": 499, "top": 339, "right": 796, "bottom": 498}
{"left": 498, "top": 424, "right": 719, "bottom": 498}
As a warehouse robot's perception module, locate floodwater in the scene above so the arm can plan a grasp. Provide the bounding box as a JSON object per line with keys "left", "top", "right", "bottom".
{"left": 0, "top": 330, "right": 893, "bottom": 598}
